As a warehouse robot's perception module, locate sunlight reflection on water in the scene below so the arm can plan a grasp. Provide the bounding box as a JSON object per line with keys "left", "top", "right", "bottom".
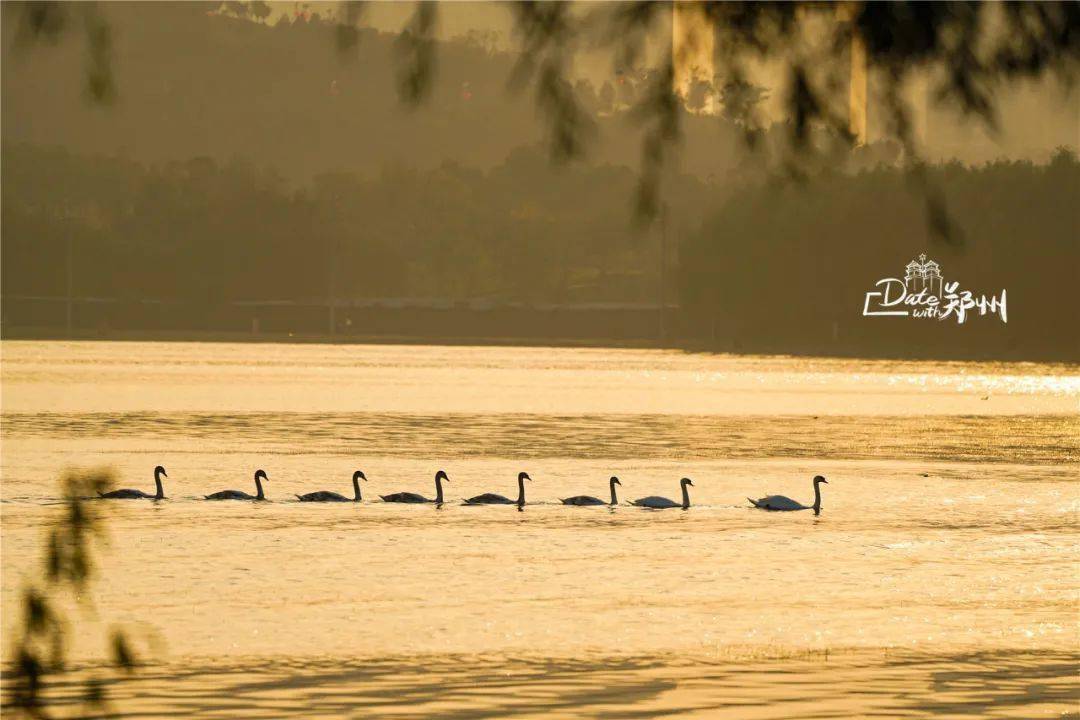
{"left": 2, "top": 342, "right": 1077, "bottom": 717}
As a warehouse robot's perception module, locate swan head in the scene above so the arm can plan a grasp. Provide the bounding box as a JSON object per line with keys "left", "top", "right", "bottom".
{"left": 255, "top": 469, "right": 268, "bottom": 482}
{"left": 154, "top": 465, "right": 167, "bottom": 478}
{"left": 435, "top": 470, "right": 449, "bottom": 482}
{"left": 610, "top": 476, "right": 621, "bottom": 485}
{"left": 518, "top": 472, "right": 531, "bottom": 482}
{"left": 353, "top": 470, "right": 367, "bottom": 482}
{"left": 681, "top": 477, "right": 694, "bottom": 487}
{"left": 813, "top": 475, "right": 828, "bottom": 485}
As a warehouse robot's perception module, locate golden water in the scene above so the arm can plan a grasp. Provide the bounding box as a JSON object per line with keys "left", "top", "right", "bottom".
{"left": 2, "top": 341, "right": 1077, "bottom": 717}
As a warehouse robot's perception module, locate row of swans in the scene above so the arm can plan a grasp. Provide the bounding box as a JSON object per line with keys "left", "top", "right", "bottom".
{"left": 99, "top": 467, "right": 829, "bottom": 513}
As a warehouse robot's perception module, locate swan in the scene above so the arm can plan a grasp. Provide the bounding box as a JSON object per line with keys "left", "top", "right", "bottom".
{"left": 631, "top": 477, "right": 693, "bottom": 509}
{"left": 381, "top": 470, "right": 448, "bottom": 504}
{"left": 206, "top": 469, "right": 268, "bottom": 501}
{"left": 748, "top": 475, "right": 828, "bottom": 515}
{"left": 296, "top": 470, "right": 366, "bottom": 502}
{"left": 463, "top": 472, "right": 530, "bottom": 506}
{"left": 99, "top": 465, "right": 168, "bottom": 500}
{"left": 562, "top": 476, "right": 621, "bottom": 506}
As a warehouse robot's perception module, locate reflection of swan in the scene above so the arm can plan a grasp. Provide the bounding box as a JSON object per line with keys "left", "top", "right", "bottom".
{"left": 562, "top": 476, "right": 621, "bottom": 506}
{"left": 99, "top": 466, "right": 167, "bottom": 500}
{"left": 381, "top": 470, "right": 448, "bottom": 504}
{"left": 631, "top": 478, "right": 693, "bottom": 509}
{"left": 464, "top": 472, "right": 530, "bottom": 506}
{"left": 297, "top": 471, "right": 366, "bottom": 502}
{"left": 749, "top": 476, "right": 828, "bottom": 515}
{"left": 206, "top": 469, "right": 268, "bottom": 501}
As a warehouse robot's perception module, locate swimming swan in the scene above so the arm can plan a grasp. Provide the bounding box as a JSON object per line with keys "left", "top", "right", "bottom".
{"left": 381, "top": 470, "right": 448, "bottom": 504}
{"left": 562, "top": 476, "right": 621, "bottom": 506}
{"left": 463, "top": 472, "right": 530, "bottom": 506}
{"left": 297, "top": 470, "right": 366, "bottom": 502}
{"left": 206, "top": 469, "right": 268, "bottom": 501}
{"left": 631, "top": 478, "right": 693, "bottom": 509}
{"left": 99, "top": 465, "right": 168, "bottom": 500}
{"left": 748, "top": 475, "right": 828, "bottom": 515}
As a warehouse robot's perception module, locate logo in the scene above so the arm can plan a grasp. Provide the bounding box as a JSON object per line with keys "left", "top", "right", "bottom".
{"left": 862, "top": 254, "right": 1007, "bottom": 324}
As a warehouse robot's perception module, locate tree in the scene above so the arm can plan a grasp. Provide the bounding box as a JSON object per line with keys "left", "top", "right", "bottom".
{"left": 718, "top": 79, "right": 767, "bottom": 128}
{"left": 8, "top": 1, "right": 1080, "bottom": 238}
{"left": 250, "top": 1, "right": 271, "bottom": 24}
{"left": 4, "top": 470, "right": 147, "bottom": 717}
{"left": 685, "top": 78, "right": 713, "bottom": 114}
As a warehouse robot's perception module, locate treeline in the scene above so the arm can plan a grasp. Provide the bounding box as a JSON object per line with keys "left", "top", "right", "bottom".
{"left": 1, "top": 142, "right": 716, "bottom": 304}
{"left": 5, "top": 143, "right": 1078, "bottom": 359}
{"left": 679, "top": 148, "right": 1080, "bottom": 360}
{"left": 1, "top": 2, "right": 759, "bottom": 182}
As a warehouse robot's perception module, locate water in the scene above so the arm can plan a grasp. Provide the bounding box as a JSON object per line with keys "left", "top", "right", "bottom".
{"left": 2, "top": 341, "right": 1078, "bottom": 717}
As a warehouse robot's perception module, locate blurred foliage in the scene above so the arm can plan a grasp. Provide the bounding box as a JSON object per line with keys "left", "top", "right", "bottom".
{"left": 3, "top": 470, "right": 143, "bottom": 718}
{"left": 381, "top": 1, "right": 1079, "bottom": 234}
{"left": 6, "top": 1, "right": 1079, "bottom": 239}
{"left": 11, "top": 2, "right": 115, "bottom": 104}
{"left": 394, "top": 2, "right": 438, "bottom": 105}
{"left": 507, "top": 3, "right": 597, "bottom": 164}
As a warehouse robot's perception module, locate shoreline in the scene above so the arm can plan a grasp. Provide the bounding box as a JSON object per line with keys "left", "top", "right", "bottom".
{"left": 2, "top": 326, "right": 1078, "bottom": 365}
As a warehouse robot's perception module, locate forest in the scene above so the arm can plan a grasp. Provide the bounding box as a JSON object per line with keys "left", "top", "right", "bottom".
{"left": 3, "top": 3, "right": 1077, "bottom": 359}
{"left": 679, "top": 148, "right": 1079, "bottom": 359}
{"left": 1, "top": 142, "right": 717, "bottom": 304}
{"left": 4, "top": 141, "right": 1077, "bottom": 359}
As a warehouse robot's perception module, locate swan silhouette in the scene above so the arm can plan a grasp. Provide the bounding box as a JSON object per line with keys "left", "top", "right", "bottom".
{"left": 381, "top": 470, "right": 448, "bottom": 504}
{"left": 631, "top": 478, "right": 693, "bottom": 509}
{"left": 749, "top": 475, "right": 828, "bottom": 515}
{"left": 463, "top": 472, "right": 530, "bottom": 506}
{"left": 206, "top": 469, "right": 268, "bottom": 501}
{"left": 297, "top": 470, "right": 366, "bottom": 502}
{"left": 562, "top": 476, "right": 621, "bottom": 506}
{"left": 99, "top": 465, "right": 168, "bottom": 500}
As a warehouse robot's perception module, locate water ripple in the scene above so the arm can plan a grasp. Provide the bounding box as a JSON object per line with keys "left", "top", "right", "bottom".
{"left": 3, "top": 411, "right": 1077, "bottom": 464}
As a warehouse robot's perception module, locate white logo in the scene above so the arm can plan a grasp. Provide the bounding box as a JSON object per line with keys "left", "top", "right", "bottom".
{"left": 862, "top": 254, "right": 1007, "bottom": 324}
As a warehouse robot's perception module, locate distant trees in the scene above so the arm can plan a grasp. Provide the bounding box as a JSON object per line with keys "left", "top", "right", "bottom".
{"left": 679, "top": 148, "right": 1080, "bottom": 359}
{"left": 7, "top": 2, "right": 1078, "bottom": 234}
{"left": 250, "top": 1, "right": 271, "bottom": 24}
{"left": 1, "top": 142, "right": 717, "bottom": 306}
{"left": 4, "top": 141, "right": 1076, "bottom": 358}
{"left": 681, "top": 77, "right": 768, "bottom": 126}
{"left": 718, "top": 80, "right": 768, "bottom": 129}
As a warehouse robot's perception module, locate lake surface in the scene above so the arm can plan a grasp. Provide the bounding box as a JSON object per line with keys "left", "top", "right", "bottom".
{"left": 2, "top": 341, "right": 1077, "bottom": 718}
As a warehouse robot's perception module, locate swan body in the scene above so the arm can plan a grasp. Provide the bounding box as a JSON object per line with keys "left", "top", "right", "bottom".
{"left": 297, "top": 471, "right": 366, "bottom": 502}
{"left": 464, "top": 472, "right": 530, "bottom": 506}
{"left": 99, "top": 466, "right": 167, "bottom": 500}
{"left": 631, "top": 478, "right": 693, "bottom": 509}
{"left": 631, "top": 495, "right": 680, "bottom": 509}
{"left": 381, "top": 470, "right": 448, "bottom": 504}
{"left": 465, "top": 493, "right": 515, "bottom": 505}
{"left": 206, "top": 469, "right": 268, "bottom": 501}
{"left": 748, "top": 495, "right": 805, "bottom": 510}
{"left": 749, "top": 476, "right": 828, "bottom": 515}
{"left": 562, "top": 476, "right": 621, "bottom": 506}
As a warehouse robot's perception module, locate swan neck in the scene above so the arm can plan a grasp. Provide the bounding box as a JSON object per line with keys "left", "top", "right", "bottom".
{"left": 435, "top": 476, "right": 444, "bottom": 504}
{"left": 516, "top": 476, "right": 525, "bottom": 506}
{"left": 681, "top": 482, "right": 690, "bottom": 509}
{"left": 255, "top": 477, "right": 264, "bottom": 500}
{"left": 353, "top": 477, "right": 362, "bottom": 502}
{"left": 154, "top": 476, "right": 164, "bottom": 499}
{"left": 609, "top": 479, "right": 618, "bottom": 505}
{"left": 813, "top": 481, "right": 822, "bottom": 515}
